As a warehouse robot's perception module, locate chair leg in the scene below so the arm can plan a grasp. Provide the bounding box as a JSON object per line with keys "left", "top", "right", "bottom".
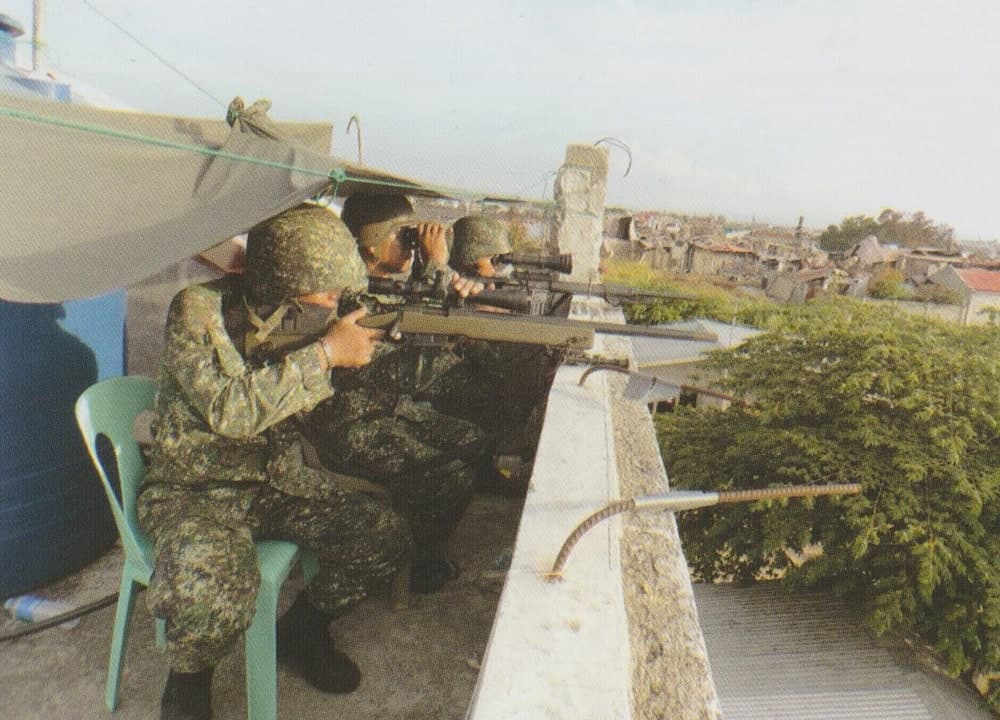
{"left": 105, "top": 575, "right": 139, "bottom": 712}
{"left": 154, "top": 617, "right": 167, "bottom": 650}
{"left": 245, "top": 580, "right": 280, "bottom": 720}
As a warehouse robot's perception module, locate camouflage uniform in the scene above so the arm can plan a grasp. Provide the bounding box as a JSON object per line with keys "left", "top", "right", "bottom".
{"left": 426, "top": 341, "right": 558, "bottom": 461}
{"left": 138, "top": 205, "right": 409, "bottom": 673}
{"left": 431, "top": 216, "right": 558, "bottom": 466}
{"left": 305, "top": 195, "right": 483, "bottom": 551}
{"left": 304, "top": 342, "right": 482, "bottom": 551}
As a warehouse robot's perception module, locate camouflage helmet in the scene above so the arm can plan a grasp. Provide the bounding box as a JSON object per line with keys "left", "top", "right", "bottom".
{"left": 340, "top": 194, "right": 415, "bottom": 248}
{"left": 450, "top": 215, "right": 512, "bottom": 272}
{"left": 245, "top": 203, "right": 368, "bottom": 304}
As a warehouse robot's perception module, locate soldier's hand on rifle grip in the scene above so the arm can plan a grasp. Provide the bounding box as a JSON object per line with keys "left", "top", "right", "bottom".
{"left": 449, "top": 273, "right": 484, "bottom": 298}
{"left": 416, "top": 222, "right": 449, "bottom": 266}
{"left": 321, "top": 307, "right": 383, "bottom": 368}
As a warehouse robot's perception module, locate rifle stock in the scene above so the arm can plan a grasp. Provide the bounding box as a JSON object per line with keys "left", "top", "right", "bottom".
{"left": 357, "top": 308, "right": 595, "bottom": 349}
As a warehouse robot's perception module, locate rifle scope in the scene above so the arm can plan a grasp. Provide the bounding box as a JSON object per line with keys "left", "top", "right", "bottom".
{"left": 495, "top": 252, "right": 573, "bottom": 275}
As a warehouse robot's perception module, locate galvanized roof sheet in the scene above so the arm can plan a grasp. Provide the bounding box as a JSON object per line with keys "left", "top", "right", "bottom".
{"left": 693, "top": 583, "right": 994, "bottom": 720}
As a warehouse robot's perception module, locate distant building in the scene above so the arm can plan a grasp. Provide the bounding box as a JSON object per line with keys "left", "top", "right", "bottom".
{"left": 929, "top": 266, "right": 1000, "bottom": 325}
{"left": 765, "top": 268, "right": 833, "bottom": 303}
{"left": 687, "top": 242, "right": 758, "bottom": 277}
{"left": 899, "top": 248, "right": 964, "bottom": 283}
{"left": 844, "top": 235, "right": 901, "bottom": 271}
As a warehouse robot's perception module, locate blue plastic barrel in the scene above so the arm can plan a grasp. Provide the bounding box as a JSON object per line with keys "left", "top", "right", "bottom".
{"left": 0, "top": 290, "right": 125, "bottom": 598}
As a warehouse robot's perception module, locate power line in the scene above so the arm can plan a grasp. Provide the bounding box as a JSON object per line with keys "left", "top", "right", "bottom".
{"left": 79, "top": 0, "right": 226, "bottom": 110}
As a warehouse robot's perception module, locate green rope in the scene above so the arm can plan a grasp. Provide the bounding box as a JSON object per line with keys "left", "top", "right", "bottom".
{"left": 0, "top": 102, "right": 549, "bottom": 205}
{"left": 0, "top": 104, "right": 335, "bottom": 179}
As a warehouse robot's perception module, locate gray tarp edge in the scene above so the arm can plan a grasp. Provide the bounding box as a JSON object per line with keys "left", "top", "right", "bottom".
{"left": 0, "top": 93, "right": 451, "bottom": 303}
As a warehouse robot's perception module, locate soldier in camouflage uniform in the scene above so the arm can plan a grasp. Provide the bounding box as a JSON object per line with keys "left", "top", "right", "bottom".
{"left": 426, "top": 215, "right": 560, "bottom": 493}
{"left": 138, "top": 204, "right": 408, "bottom": 720}
{"left": 304, "top": 194, "right": 485, "bottom": 592}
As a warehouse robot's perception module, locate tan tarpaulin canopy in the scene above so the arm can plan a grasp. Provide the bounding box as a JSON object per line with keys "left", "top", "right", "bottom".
{"left": 0, "top": 93, "right": 451, "bottom": 303}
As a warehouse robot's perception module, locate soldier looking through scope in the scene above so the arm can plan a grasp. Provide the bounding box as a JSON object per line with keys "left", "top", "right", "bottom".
{"left": 303, "top": 194, "right": 489, "bottom": 599}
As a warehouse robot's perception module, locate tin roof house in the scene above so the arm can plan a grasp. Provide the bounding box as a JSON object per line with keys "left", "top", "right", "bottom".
{"left": 930, "top": 266, "right": 1000, "bottom": 325}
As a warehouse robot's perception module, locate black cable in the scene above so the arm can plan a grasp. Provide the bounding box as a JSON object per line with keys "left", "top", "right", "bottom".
{"left": 0, "top": 592, "right": 120, "bottom": 643}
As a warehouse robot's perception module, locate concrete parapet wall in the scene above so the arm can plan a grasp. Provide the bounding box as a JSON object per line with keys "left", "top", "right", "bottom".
{"left": 467, "top": 301, "right": 720, "bottom": 720}
{"left": 554, "top": 145, "right": 609, "bottom": 283}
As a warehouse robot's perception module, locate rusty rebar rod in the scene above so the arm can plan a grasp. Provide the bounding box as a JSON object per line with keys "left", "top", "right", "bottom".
{"left": 547, "top": 483, "right": 862, "bottom": 579}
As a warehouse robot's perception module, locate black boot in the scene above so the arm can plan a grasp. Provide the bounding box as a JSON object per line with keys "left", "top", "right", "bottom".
{"left": 161, "top": 667, "right": 214, "bottom": 720}
{"left": 277, "top": 593, "right": 361, "bottom": 693}
{"left": 409, "top": 553, "right": 460, "bottom": 594}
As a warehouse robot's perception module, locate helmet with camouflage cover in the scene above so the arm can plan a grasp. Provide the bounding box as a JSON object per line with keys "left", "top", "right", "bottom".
{"left": 340, "top": 194, "right": 415, "bottom": 248}
{"left": 244, "top": 203, "right": 368, "bottom": 304}
{"left": 450, "top": 215, "right": 512, "bottom": 273}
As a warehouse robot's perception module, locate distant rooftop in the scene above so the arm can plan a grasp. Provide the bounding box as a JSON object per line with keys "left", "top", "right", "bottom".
{"left": 956, "top": 267, "right": 1000, "bottom": 293}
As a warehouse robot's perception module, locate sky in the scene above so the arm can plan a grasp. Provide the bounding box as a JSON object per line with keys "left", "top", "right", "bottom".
{"left": 4, "top": 0, "right": 1000, "bottom": 240}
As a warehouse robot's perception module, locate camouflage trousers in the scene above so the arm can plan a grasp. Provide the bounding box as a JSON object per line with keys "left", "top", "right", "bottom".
{"left": 307, "top": 393, "right": 483, "bottom": 551}
{"left": 137, "top": 481, "right": 409, "bottom": 673}
{"left": 428, "top": 343, "right": 558, "bottom": 459}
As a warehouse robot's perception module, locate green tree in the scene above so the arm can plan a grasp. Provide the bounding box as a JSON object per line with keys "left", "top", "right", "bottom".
{"left": 819, "top": 210, "right": 956, "bottom": 254}
{"left": 658, "top": 298, "right": 1000, "bottom": 704}
{"left": 819, "top": 215, "right": 880, "bottom": 253}
{"left": 878, "top": 208, "right": 955, "bottom": 251}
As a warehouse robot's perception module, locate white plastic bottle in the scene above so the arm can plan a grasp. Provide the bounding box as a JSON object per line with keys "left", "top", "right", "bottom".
{"left": 4, "top": 595, "right": 80, "bottom": 628}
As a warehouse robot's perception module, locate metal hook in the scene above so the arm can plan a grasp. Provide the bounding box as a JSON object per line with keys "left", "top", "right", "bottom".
{"left": 593, "top": 137, "right": 632, "bottom": 177}
{"left": 346, "top": 115, "right": 363, "bottom": 164}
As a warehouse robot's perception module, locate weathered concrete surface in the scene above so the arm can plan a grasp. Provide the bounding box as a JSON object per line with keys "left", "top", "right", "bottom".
{"left": 0, "top": 493, "right": 522, "bottom": 720}
{"left": 467, "top": 299, "right": 721, "bottom": 720}
{"left": 467, "top": 353, "right": 633, "bottom": 720}
{"left": 553, "top": 144, "right": 609, "bottom": 283}
{"left": 607, "top": 363, "right": 723, "bottom": 720}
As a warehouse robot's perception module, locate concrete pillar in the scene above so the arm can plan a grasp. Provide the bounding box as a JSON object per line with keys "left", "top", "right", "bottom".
{"left": 553, "top": 144, "right": 609, "bottom": 282}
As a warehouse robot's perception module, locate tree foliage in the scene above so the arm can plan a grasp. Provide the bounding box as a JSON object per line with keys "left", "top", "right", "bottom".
{"left": 819, "top": 214, "right": 880, "bottom": 253}
{"left": 818, "top": 209, "right": 956, "bottom": 254}
{"left": 657, "top": 298, "right": 1000, "bottom": 701}
{"left": 877, "top": 209, "right": 956, "bottom": 252}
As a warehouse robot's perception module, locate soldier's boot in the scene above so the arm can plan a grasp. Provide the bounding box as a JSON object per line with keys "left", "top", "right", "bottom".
{"left": 277, "top": 592, "right": 361, "bottom": 693}
{"left": 160, "top": 666, "right": 214, "bottom": 720}
{"left": 409, "top": 549, "right": 460, "bottom": 594}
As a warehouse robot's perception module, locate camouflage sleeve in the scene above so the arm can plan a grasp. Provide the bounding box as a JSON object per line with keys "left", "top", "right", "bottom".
{"left": 163, "top": 283, "right": 334, "bottom": 440}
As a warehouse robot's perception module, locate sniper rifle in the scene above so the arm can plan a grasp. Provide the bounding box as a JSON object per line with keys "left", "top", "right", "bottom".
{"left": 365, "top": 275, "right": 716, "bottom": 342}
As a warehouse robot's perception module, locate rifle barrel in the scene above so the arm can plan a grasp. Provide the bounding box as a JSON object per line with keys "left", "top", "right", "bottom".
{"left": 574, "top": 320, "right": 717, "bottom": 342}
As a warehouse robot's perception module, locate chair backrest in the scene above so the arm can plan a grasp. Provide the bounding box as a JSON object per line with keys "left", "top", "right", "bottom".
{"left": 75, "top": 376, "right": 158, "bottom": 565}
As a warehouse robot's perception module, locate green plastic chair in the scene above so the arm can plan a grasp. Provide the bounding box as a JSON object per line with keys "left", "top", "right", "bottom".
{"left": 75, "top": 375, "right": 318, "bottom": 720}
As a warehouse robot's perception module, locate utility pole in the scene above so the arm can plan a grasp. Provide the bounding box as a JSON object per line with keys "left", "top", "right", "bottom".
{"left": 32, "top": 0, "right": 43, "bottom": 71}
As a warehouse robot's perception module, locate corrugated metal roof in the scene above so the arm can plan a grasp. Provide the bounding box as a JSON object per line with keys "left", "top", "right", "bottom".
{"left": 631, "top": 319, "right": 760, "bottom": 367}
{"left": 693, "top": 583, "right": 994, "bottom": 720}
{"left": 956, "top": 268, "right": 1000, "bottom": 293}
